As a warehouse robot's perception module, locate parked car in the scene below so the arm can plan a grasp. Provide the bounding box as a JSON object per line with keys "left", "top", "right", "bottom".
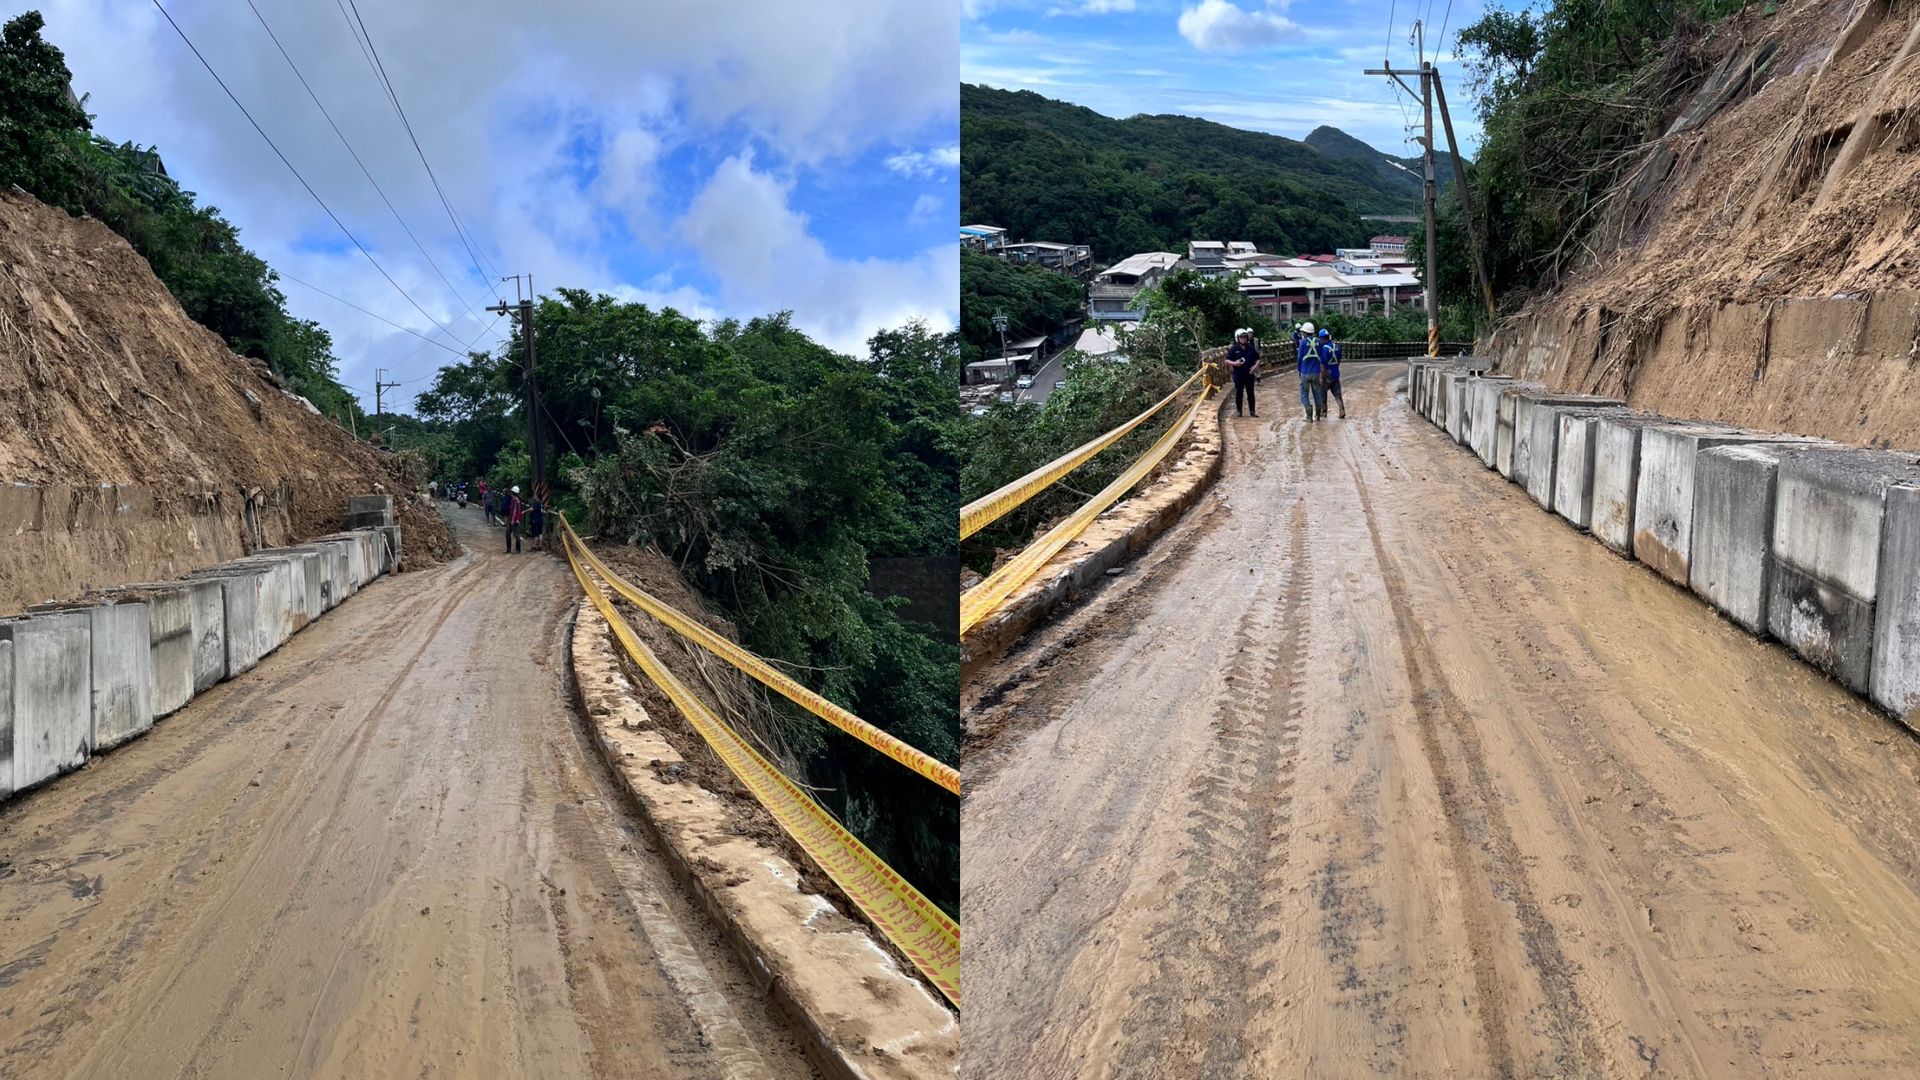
{"left": 969, "top": 405, "right": 989, "bottom": 417}
{"left": 1054, "top": 380, "right": 1066, "bottom": 389}
{"left": 997, "top": 390, "right": 1015, "bottom": 403}
{"left": 1015, "top": 375, "right": 1035, "bottom": 389}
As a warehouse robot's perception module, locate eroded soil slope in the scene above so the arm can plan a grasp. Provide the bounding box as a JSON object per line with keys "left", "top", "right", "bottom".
{"left": 0, "top": 188, "right": 451, "bottom": 557}
{"left": 1490, "top": 0, "right": 1920, "bottom": 449}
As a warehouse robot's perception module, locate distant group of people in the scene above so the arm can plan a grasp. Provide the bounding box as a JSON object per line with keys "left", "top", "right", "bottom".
{"left": 1221, "top": 321, "right": 1345, "bottom": 422}
{"left": 432, "top": 477, "right": 546, "bottom": 553}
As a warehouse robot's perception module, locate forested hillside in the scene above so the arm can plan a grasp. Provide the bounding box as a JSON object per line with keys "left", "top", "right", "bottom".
{"left": 1302, "top": 125, "right": 1456, "bottom": 201}
{"left": 960, "top": 85, "right": 1412, "bottom": 261}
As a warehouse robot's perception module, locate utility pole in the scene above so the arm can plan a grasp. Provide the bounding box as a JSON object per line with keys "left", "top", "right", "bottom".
{"left": 487, "top": 275, "right": 545, "bottom": 499}
{"left": 1368, "top": 20, "right": 1441, "bottom": 357}
{"left": 1432, "top": 72, "right": 1498, "bottom": 321}
{"left": 373, "top": 367, "right": 401, "bottom": 417}
{"left": 992, "top": 310, "right": 1010, "bottom": 382}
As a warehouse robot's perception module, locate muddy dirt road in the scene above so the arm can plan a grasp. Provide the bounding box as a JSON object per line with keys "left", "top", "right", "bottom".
{"left": 963, "top": 363, "right": 1920, "bottom": 1078}
{"left": 0, "top": 509, "right": 817, "bottom": 1079}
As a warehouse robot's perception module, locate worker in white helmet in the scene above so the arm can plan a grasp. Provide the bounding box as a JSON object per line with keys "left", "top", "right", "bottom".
{"left": 1294, "top": 322, "right": 1326, "bottom": 421}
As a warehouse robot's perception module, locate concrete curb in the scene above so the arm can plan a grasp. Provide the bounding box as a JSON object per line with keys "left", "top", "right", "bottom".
{"left": 961, "top": 393, "right": 1227, "bottom": 679}
{"left": 566, "top": 603, "right": 958, "bottom": 1080}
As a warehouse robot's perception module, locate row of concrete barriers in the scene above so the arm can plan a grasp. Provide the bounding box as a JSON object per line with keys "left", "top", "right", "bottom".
{"left": 0, "top": 523, "right": 402, "bottom": 802}
{"left": 1406, "top": 359, "right": 1920, "bottom": 728}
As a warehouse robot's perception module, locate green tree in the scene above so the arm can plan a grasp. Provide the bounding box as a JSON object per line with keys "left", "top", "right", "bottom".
{"left": 958, "top": 249, "right": 1085, "bottom": 366}
{"left": 0, "top": 12, "right": 89, "bottom": 209}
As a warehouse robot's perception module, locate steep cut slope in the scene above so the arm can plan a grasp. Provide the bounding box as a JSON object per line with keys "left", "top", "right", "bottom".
{"left": 0, "top": 188, "right": 454, "bottom": 609}
{"left": 1487, "top": 0, "right": 1920, "bottom": 450}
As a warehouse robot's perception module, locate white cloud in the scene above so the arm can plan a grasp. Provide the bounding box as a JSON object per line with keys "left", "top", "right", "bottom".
{"left": 884, "top": 145, "right": 962, "bottom": 177}
{"left": 1177, "top": 0, "right": 1300, "bottom": 53}
{"left": 32, "top": 0, "right": 956, "bottom": 406}
{"left": 909, "top": 193, "right": 943, "bottom": 226}
{"left": 1060, "top": 0, "right": 1136, "bottom": 13}
{"left": 680, "top": 154, "right": 956, "bottom": 355}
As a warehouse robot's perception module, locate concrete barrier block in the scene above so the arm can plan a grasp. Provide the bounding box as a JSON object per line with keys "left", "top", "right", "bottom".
{"left": 1688, "top": 444, "right": 1792, "bottom": 635}
{"left": 183, "top": 578, "right": 226, "bottom": 691}
{"left": 380, "top": 525, "right": 402, "bottom": 570}
{"left": 99, "top": 584, "right": 196, "bottom": 718}
{"left": 1494, "top": 384, "right": 1542, "bottom": 478}
{"left": 227, "top": 556, "right": 297, "bottom": 651}
{"left": 1768, "top": 449, "right": 1920, "bottom": 694}
{"left": 259, "top": 549, "right": 324, "bottom": 627}
{"left": 1513, "top": 392, "right": 1626, "bottom": 493}
{"left": 1875, "top": 485, "right": 1920, "bottom": 724}
{"left": 1467, "top": 377, "right": 1514, "bottom": 467}
{"left": 188, "top": 565, "right": 271, "bottom": 675}
{"left": 0, "top": 641, "right": 12, "bottom": 800}
{"left": 1446, "top": 372, "right": 1471, "bottom": 444}
{"left": 85, "top": 601, "right": 154, "bottom": 750}
{"left": 1636, "top": 429, "right": 1814, "bottom": 586}
{"left": 1553, "top": 412, "right": 1604, "bottom": 528}
{"left": 1, "top": 612, "right": 91, "bottom": 792}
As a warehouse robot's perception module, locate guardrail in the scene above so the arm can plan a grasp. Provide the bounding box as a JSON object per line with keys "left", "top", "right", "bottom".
{"left": 960, "top": 375, "right": 1215, "bottom": 636}
{"left": 558, "top": 522, "right": 960, "bottom": 1005}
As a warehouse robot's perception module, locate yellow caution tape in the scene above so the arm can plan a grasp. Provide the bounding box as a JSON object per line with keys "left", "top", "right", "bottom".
{"left": 960, "top": 369, "right": 1203, "bottom": 540}
{"left": 960, "top": 384, "right": 1214, "bottom": 636}
{"left": 564, "top": 532, "right": 961, "bottom": 1007}
{"left": 559, "top": 516, "right": 959, "bottom": 795}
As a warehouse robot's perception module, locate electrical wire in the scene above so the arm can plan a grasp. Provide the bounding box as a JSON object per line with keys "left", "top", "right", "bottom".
{"left": 148, "top": 0, "right": 463, "bottom": 347}
{"left": 342, "top": 0, "right": 508, "bottom": 298}
{"left": 1436, "top": 0, "right": 1455, "bottom": 62}
{"left": 243, "top": 0, "right": 489, "bottom": 325}
{"left": 277, "top": 268, "right": 479, "bottom": 357}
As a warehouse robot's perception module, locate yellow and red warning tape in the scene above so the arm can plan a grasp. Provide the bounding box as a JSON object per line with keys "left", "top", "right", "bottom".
{"left": 562, "top": 529, "right": 960, "bottom": 1006}
{"left": 561, "top": 518, "right": 958, "bottom": 795}
{"left": 960, "top": 380, "right": 1213, "bottom": 636}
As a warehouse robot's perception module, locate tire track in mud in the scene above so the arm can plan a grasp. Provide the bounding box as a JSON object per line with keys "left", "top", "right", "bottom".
{"left": 1108, "top": 499, "right": 1312, "bottom": 1077}
{"left": 1342, "top": 446, "right": 1604, "bottom": 1080}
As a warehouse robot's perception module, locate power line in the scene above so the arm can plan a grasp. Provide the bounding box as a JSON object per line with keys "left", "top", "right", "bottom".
{"left": 276, "top": 268, "right": 481, "bottom": 357}
{"left": 243, "top": 0, "right": 488, "bottom": 325}
{"left": 148, "top": 0, "right": 463, "bottom": 347}
{"left": 342, "top": 0, "right": 508, "bottom": 297}
{"left": 1436, "top": 0, "right": 1455, "bottom": 62}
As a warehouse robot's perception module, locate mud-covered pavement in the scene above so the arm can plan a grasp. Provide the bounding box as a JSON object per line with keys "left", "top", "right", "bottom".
{"left": 0, "top": 508, "right": 817, "bottom": 1079}
{"left": 962, "top": 363, "right": 1920, "bottom": 1078}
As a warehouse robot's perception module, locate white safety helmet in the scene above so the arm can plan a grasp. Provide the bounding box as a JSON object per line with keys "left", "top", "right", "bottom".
{"left": 511, "top": 485, "right": 521, "bottom": 494}
{"left": 1299, "top": 321, "right": 1315, "bottom": 335}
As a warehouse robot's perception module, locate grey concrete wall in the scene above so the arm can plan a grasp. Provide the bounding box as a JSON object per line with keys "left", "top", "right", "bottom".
{"left": 1875, "top": 486, "right": 1920, "bottom": 724}
{"left": 1, "top": 612, "right": 91, "bottom": 792}
{"left": 1768, "top": 450, "right": 1920, "bottom": 694}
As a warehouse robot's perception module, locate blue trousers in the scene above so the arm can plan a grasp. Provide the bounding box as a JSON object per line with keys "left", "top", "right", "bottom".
{"left": 1298, "top": 374, "right": 1327, "bottom": 417}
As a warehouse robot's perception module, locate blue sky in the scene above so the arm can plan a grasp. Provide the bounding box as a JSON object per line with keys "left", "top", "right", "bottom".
{"left": 962, "top": 0, "right": 1498, "bottom": 160}
{"left": 24, "top": 1, "right": 959, "bottom": 411}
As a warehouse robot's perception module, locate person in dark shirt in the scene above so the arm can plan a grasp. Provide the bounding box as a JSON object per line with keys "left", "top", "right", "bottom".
{"left": 1225, "top": 328, "right": 1260, "bottom": 418}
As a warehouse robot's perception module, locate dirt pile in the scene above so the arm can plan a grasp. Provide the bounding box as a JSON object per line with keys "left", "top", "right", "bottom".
{"left": 0, "top": 187, "right": 452, "bottom": 562}
{"left": 1489, "top": 0, "right": 1920, "bottom": 449}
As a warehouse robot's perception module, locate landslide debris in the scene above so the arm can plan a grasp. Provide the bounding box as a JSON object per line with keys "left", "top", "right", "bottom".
{"left": 0, "top": 187, "right": 452, "bottom": 560}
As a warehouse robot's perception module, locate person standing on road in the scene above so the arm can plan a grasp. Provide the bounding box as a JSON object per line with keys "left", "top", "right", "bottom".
{"left": 477, "top": 480, "right": 492, "bottom": 522}
{"left": 527, "top": 495, "right": 546, "bottom": 552}
{"left": 1225, "top": 328, "right": 1260, "bottom": 418}
{"left": 1296, "top": 321, "right": 1327, "bottom": 421}
{"left": 504, "top": 485, "right": 523, "bottom": 553}
{"left": 1320, "top": 328, "right": 1346, "bottom": 419}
